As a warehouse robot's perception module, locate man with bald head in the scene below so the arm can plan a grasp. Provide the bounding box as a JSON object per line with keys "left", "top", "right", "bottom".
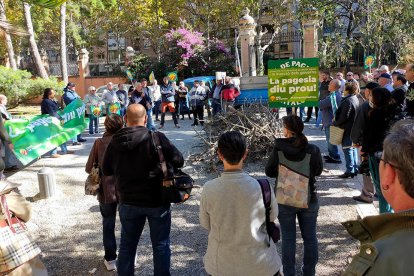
{"left": 319, "top": 78, "right": 342, "bottom": 163}
{"left": 102, "top": 104, "right": 184, "bottom": 275}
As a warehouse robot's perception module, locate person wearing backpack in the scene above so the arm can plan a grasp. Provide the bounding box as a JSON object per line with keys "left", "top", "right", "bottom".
{"left": 265, "top": 115, "right": 323, "bottom": 276}
{"left": 200, "top": 131, "right": 282, "bottom": 276}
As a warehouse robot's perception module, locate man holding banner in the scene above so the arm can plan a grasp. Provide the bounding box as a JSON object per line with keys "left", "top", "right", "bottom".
{"left": 63, "top": 82, "right": 86, "bottom": 144}
{"left": 84, "top": 86, "right": 103, "bottom": 134}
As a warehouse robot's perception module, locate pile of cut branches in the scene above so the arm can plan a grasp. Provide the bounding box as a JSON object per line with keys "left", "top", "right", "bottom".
{"left": 190, "top": 104, "right": 283, "bottom": 171}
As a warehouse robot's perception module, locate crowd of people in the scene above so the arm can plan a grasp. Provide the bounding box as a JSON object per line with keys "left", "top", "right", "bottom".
{"left": 1, "top": 64, "right": 414, "bottom": 275}
{"left": 290, "top": 64, "right": 414, "bottom": 211}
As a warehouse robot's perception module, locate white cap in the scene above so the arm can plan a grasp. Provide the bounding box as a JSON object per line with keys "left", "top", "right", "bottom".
{"left": 378, "top": 65, "right": 389, "bottom": 72}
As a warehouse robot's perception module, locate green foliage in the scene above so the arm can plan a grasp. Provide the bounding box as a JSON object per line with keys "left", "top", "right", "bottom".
{"left": 0, "top": 66, "right": 64, "bottom": 107}
{"left": 24, "top": 0, "right": 67, "bottom": 9}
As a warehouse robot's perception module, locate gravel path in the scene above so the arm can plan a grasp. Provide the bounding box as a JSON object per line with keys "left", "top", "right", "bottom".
{"left": 9, "top": 114, "right": 364, "bottom": 275}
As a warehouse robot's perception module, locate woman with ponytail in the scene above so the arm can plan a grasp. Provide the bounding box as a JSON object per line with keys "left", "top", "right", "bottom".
{"left": 266, "top": 115, "right": 323, "bottom": 276}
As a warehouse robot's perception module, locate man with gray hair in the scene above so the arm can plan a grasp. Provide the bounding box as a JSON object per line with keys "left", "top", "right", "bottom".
{"left": 319, "top": 79, "right": 342, "bottom": 163}
{"left": 343, "top": 119, "right": 414, "bottom": 275}
{"left": 102, "top": 82, "right": 118, "bottom": 114}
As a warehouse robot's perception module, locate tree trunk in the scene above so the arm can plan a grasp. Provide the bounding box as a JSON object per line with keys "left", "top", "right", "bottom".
{"left": 0, "top": 0, "right": 17, "bottom": 69}
{"left": 60, "top": 3, "right": 68, "bottom": 83}
{"left": 23, "top": 2, "right": 48, "bottom": 79}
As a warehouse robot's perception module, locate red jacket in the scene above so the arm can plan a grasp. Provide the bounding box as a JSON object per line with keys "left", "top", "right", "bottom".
{"left": 221, "top": 84, "right": 240, "bottom": 101}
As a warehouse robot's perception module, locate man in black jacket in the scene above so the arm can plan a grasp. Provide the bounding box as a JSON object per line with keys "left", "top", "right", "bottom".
{"left": 102, "top": 104, "right": 184, "bottom": 276}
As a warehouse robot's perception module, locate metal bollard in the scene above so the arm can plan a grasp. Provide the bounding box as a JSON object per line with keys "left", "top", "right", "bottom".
{"left": 37, "top": 167, "right": 56, "bottom": 199}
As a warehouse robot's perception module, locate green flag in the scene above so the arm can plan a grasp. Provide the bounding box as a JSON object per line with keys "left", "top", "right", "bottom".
{"left": 5, "top": 98, "right": 88, "bottom": 165}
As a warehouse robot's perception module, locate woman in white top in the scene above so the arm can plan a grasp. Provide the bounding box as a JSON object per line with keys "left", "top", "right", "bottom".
{"left": 200, "top": 131, "right": 282, "bottom": 276}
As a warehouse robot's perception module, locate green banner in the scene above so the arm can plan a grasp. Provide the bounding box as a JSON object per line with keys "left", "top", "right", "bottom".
{"left": 5, "top": 98, "right": 88, "bottom": 165}
{"left": 268, "top": 58, "right": 319, "bottom": 108}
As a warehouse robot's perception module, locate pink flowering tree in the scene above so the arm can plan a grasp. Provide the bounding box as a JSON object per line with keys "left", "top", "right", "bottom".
{"left": 165, "top": 27, "right": 206, "bottom": 66}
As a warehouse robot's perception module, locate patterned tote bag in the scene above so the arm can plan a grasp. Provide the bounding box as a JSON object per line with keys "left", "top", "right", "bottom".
{"left": 0, "top": 195, "right": 41, "bottom": 274}
{"left": 276, "top": 151, "right": 311, "bottom": 208}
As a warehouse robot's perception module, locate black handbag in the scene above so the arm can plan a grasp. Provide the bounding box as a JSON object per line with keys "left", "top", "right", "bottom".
{"left": 257, "top": 179, "right": 280, "bottom": 245}
{"left": 151, "top": 131, "right": 193, "bottom": 204}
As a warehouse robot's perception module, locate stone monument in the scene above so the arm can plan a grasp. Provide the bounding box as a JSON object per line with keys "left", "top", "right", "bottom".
{"left": 238, "top": 8, "right": 257, "bottom": 77}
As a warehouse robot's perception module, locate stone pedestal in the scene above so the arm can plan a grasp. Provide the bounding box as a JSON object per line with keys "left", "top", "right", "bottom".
{"left": 302, "top": 11, "right": 318, "bottom": 58}
{"left": 239, "top": 8, "right": 257, "bottom": 77}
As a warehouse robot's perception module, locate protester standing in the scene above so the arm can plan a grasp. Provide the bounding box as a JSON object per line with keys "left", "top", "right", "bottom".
{"left": 189, "top": 80, "right": 206, "bottom": 126}
{"left": 102, "top": 104, "right": 184, "bottom": 276}
{"left": 102, "top": 82, "right": 119, "bottom": 115}
{"left": 200, "top": 80, "right": 212, "bottom": 119}
{"left": 86, "top": 114, "right": 123, "bottom": 271}
{"left": 351, "top": 82, "right": 380, "bottom": 204}
{"left": 62, "top": 82, "right": 86, "bottom": 144}
{"left": 361, "top": 87, "right": 396, "bottom": 213}
{"left": 41, "top": 88, "right": 74, "bottom": 158}
{"left": 265, "top": 115, "right": 323, "bottom": 276}
{"left": 160, "top": 77, "right": 180, "bottom": 129}
{"left": 142, "top": 79, "right": 156, "bottom": 131}
{"left": 84, "top": 86, "right": 103, "bottom": 134}
{"left": 220, "top": 77, "right": 240, "bottom": 113}
{"left": 200, "top": 131, "right": 282, "bottom": 276}
{"left": 152, "top": 80, "right": 162, "bottom": 121}
{"left": 211, "top": 79, "right": 223, "bottom": 116}
{"left": 177, "top": 81, "right": 191, "bottom": 120}
{"left": 129, "top": 84, "right": 151, "bottom": 113}
{"left": 319, "top": 79, "right": 342, "bottom": 163}
{"left": 309, "top": 71, "right": 331, "bottom": 128}
{"left": 116, "top": 84, "right": 129, "bottom": 116}
{"left": 332, "top": 82, "right": 360, "bottom": 178}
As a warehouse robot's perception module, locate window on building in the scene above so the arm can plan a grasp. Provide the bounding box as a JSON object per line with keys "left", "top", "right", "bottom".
{"left": 97, "top": 53, "right": 105, "bottom": 60}
{"left": 279, "top": 44, "right": 289, "bottom": 52}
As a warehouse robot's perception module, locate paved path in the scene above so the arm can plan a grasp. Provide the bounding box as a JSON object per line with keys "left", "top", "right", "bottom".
{"left": 9, "top": 115, "right": 370, "bottom": 275}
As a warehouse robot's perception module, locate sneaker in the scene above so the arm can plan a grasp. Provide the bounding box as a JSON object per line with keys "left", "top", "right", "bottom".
{"left": 159, "top": 125, "right": 164, "bottom": 129}
{"left": 175, "top": 124, "right": 181, "bottom": 128}
{"left": 104, "top": 259, "right": 116, "bottom": 271}
{"left": 62, "top": 150, "right": 75, "bottom": 155}
{"left": 72, "top": 142, "right": 81, "bottom": 146}
{"left": 353, "top": 195, "right": 373, "bottom": 204}
{"left": 78, "top": 138, "right": 87, "bottom": 142}
{"left": 50, "top": 154, "right": 62, "bottom": 158}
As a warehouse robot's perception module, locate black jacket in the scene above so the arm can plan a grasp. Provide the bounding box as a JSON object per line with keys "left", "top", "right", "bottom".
{"left": 361, "top": 107, "right": 395, "bottom": 154}
{"left": 129, "top": 90, "right": 151, "bottom": 111}
{"left": 102, "top": 127, "right": 184, "bottom": 207}
{"left": 351, "top": 101, "right": 371, "bottom": 145}
{"left": 406, "top": 82, "right": 414, "bottom": 117}
{"left": 41, "top": 98, "right": 62, "bottom": 120}
{"left": 265, "top": 137, "right": 323, "bottom": 201}
{"left": 333, "top": 94, "right": 360, "bottom": 143}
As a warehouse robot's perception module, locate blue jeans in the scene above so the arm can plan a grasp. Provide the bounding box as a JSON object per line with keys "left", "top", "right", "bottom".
{"left": 3, "top": 142, "right": 16, "bottom": 168}
{"left": 324, "top": 126, "right": 340, "bottom": 160}
{"left": 154, "top": 100, "right": 162, "bottom": 120}
{"left": 89, "top": 117, "right": 99, "bottom": 134}
{"left": 342, "top": 135, "right": 358, "bottom": 174}
{"left": 146, "top": 108, "right": 156, "bottom": 131}
{"left": 100, "top": 202, "right": 117, "bottom": 261}
{"left": 368, "top": 154, "right": 393, "bottom": 214}
{"left": 211, "top": 98, "right": 222, "bottom": 117}
{"left": 278, "top": 200, "right": 319, "bottom": 276}
{"left": 118, "top": 204, "right": 171, "bottom": 276}
{"left": 315, "top": 110, "right": 322, "bottom": 127}
{"left": 49, "top": 142, "right": 68, "bottom": 155}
